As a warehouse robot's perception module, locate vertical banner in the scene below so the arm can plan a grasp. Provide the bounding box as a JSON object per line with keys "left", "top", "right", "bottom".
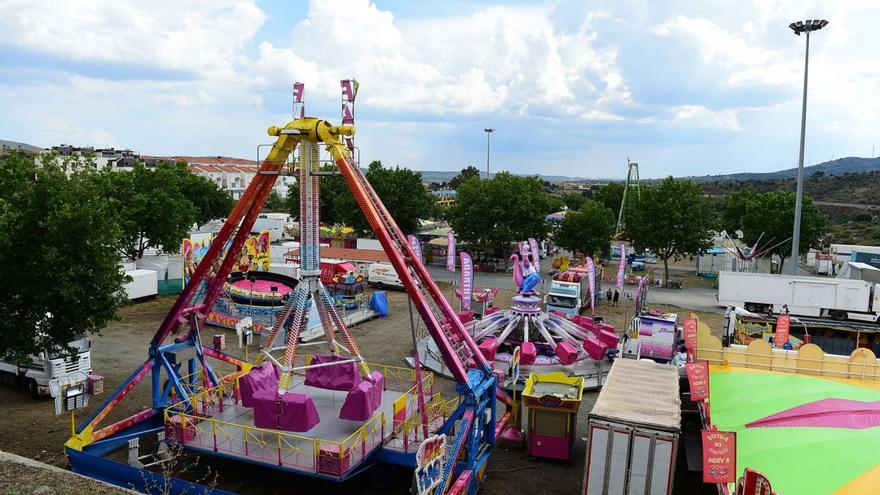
{"left": 293, "top": 82, "right": 305, "bottom": 119}
{"left": 702, "top": 430, "right": 736, "bottom": 484}
{"left": 407, "top": 235, "right": 424, "bottom": 264}
{"left": 528, "top": 237, "right": 541, "bottom": 272}
{"left": 459, "top": 252, "right": 474, "bottom": 311}
{"left": 737, "top": 468, "right": 774, "bottom": 495}
{"left": 616, "top": 243, "right": 626, "bottom": 289}
{"left": 684, "top": 318, "right": 699, "bottom": 355}
{"left": 586, "top": 257, "right": 596, "bottom": 315}
{"left": 446, "top": 232, "right": 456, "bottom": 272}
{"left": 774, "top": 314, "right": 791, "bottom": 347}
{"left": 686, "top": 361, "right": 709, "bottom": 401}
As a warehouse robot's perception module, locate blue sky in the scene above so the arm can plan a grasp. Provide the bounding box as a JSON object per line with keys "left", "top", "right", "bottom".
{"left": 1, "top": 0, "right": 878, "bottom": 178}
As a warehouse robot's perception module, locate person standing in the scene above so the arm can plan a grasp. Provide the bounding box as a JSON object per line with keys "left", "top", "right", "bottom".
{"left": 613, "top": 289, "right": 620, "bottom": 307}
{"left": 606, "top": 288, "right": 612, "bottom": 303}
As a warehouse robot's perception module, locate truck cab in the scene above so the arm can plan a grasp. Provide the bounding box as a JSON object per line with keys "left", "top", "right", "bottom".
{"left": 0, "top": 334, "right": 92, "bottom": 398}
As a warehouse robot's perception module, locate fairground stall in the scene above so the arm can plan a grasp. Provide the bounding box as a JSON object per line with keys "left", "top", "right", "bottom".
{"left": 520, "top": 372, "right": 584, "bottom": 461}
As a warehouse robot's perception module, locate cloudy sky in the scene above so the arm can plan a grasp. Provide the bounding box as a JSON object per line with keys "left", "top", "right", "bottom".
{"left": 1, "top": 0, "right": 878, "bottom": 178}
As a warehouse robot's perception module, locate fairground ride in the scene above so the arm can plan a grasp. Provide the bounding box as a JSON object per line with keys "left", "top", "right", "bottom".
{"left": 65, "top": 82, "right": 509, "bottom": 494}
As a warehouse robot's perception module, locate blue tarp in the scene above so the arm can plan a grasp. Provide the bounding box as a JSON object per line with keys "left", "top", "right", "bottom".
{"left": 370, "top": 291, "right": 388, "bottom": 317}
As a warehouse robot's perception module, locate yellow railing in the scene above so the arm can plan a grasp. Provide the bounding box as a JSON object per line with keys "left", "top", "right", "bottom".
{"left": 163, "top": 360, "right": 438, "bottom": 477}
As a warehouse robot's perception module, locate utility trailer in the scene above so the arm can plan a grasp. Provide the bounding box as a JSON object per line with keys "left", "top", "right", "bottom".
{"left": 583, "top": 358, "right": 680, "bottom": 495}
{"left": 717, "top": 271, "right": 880, "bottom": 322}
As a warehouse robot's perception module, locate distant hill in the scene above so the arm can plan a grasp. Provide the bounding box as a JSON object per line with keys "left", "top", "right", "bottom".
{"left": 0, "top": 139, "right": 43, "bottom": 156}
{"left": 419, "top": 170, "right": 585, "bottom": 183}
{"left": 688, "top": 156, "right": 880, "bottom": 182}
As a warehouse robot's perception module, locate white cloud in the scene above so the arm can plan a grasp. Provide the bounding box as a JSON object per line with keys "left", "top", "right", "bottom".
{"left": 671, "top": 105, "right": 740, "bottom": 130}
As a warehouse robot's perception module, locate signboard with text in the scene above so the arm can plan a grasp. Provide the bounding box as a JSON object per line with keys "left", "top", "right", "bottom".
{"left": 684, "top": 318, "right": 698, "bottom": 354}
{"left": 702, "top": 430, "right": 736, "bottom": 484}
{"left": 686, "top": 361, "right": 710, "bottom": 401}
{"left": 774, "top": 314, "right": 791, "bottom": 347}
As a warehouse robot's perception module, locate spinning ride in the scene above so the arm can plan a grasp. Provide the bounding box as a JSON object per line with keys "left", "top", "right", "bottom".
{"left": 65, "top": 83, "right": 505, "bottom": 495}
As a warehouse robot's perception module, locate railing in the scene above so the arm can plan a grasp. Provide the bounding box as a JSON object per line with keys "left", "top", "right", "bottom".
{"left": 164, "top": 360, "right": 440, "bottom": 478}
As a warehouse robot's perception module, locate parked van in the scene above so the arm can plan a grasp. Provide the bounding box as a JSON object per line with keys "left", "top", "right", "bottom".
{"left": 367, "top": 263, "right": 404, "bottom": 289}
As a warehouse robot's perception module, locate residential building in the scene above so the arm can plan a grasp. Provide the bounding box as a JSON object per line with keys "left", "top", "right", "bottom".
{"left": 166, "top": 156, "right": 294, "bottom": 200}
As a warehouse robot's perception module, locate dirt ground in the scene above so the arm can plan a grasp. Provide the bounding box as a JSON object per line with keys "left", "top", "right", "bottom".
{"left": 0, "top": 281, "right": 724, "bottom": 494}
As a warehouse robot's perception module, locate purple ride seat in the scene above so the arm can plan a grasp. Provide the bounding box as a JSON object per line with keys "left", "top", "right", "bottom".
{"left": 252, "top": 389, "right": 320, "bottom": 432}
{"left": 239, "top": 364, "right": 279, "bottom": 408}
{"left": 305, "top": 354, "right": 362, "bottom": 392}
{"left": 339, "top": 371, "right": 384, "bottom": 421}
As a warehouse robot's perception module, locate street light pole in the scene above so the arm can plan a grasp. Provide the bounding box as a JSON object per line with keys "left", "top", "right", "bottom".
{"left": 788, "top": 19, "right": 827, "bottom": 275}
{"left": 484, "top": 128, "right": 495, "bottom": 179}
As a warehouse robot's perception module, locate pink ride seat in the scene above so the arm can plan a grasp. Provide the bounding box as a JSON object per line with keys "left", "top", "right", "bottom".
{"left": 339, "top": 371, "right": 384, "bottom": 421}
{"left": 305, "top": 354, "right": 363, "bottom": 392}
{"left": 252, "top": 389, "right": 320, "bottom": 432}
{"left": 239, "top": 364, "right": 279, "bottom": 408}
{"left": 479, "top": 338, "right": 498, "bottom": 361}
{"left": 555, "top": 341, "right": 579, "bottom": 365}
{"left": 583, "top": 336, "right": 608, "bottom": 361}
{"left": 597, "top": 329, "right": 619, "bottom": 348}
{"left": 520, "top": 341, "right": 537, "bottom": 365}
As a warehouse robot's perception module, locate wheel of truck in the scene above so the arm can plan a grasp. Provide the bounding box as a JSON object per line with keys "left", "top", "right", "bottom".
{"left": 28, "top": 379, "right": 40, "bottom": 399}
{"left": 830, "top": 310, "right": 847, "bottom": 321}
{"left": 744, "top": 303, "right": 757, "bottom": 312}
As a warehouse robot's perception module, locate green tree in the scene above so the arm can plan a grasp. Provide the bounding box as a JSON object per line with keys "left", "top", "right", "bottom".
{"left": 0, "top": 151, "right": 128, "bottom": 361}
{"left": 556, "top": 200, "right": 615, "bottom": 257}
{"left": 628, "top": 177, "right": 716, "bottom": 286}
{"left": 448, "top": 165, "right": 482, "bottom": 190}
{"left": 449, "top": 171, "right": 555, "bottom": 254}
{"left": 104, "top": 162, "right": 228, "bottom": 260}
{"left": 562, "top": 192, "right": 586, "bottom": 211}
{"left": 721, "top": 189, "right": 828, "bottom": 273}
{"left": 592, "top": 182, "right": 625, "bottom": 222}
{"left": 263, "top": 191, "right": 288, "bottom": 213}
{"left": 334, "top": 161, "right": 435, "bottom": 235}
{"left": 287, "top": 166, "right": 350, "bottom": 225}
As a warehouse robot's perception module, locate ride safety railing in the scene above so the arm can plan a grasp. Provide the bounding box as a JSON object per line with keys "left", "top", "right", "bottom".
{"left": 163, "top": 359, "right": 442, "bottom": 478}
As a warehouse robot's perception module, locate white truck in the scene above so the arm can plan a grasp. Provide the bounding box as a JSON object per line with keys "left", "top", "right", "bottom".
{"left": 0, "top": 334, "right": 92, "bottom": 398}
{"left": 718, "top": 271, "right": 880, "bottom": 322}
{"left": 367, "top": 262, "right": 404, "bottom": 289}
{"left": 545, "top": 270, "right": 591, "bottom": 317}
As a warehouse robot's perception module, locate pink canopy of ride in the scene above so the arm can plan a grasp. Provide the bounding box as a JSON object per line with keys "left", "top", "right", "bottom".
{"left": 230, "top": 279, "right": 293, "bottom": 296}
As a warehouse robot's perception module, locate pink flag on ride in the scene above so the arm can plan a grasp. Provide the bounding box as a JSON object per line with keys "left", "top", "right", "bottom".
{"left": 407, "top": 235, "right": 423, "bottom": 264}
{"left": 586, "top": 257, "right": 596, "bottom": 315}
{"left": 460, "top": 252, "right": 474, "bottom": 311}
{"left": 446, "top": 232, "right": 456, "bottom": 272}
{"left": 293, "top": 82, "right": 304, "bottom": 103}
{"left": 528, "top": 238, "right": 540, "bottom": 272}
{"left": 616, "top": 243, "right": 626, "bottom": 289}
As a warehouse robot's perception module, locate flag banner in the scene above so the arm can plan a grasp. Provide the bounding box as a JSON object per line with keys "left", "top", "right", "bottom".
{"left": 446, "top": 232, "right": 456, "bottom": 272}
{"left": 408, "top": 235, "right": 423, "bottom": 263}
{"left": 774, "top": 314, "right": 791, "bottom": 347}
{"left": 684, "top": 318, "right": 699, "bottom": 354}
{"left": 616, "top": 243, "right": 626, "bottom": 289}
{"left": 702, "top": 430, "right": 736, "bottom": 484}
{"left": 586, "top": 257, "right": 596, "bottom": 315}
{"left": 528, "top": 237, "right": 540, "bottom": 272}
{"left": 460, "top": 252, "right": 474, "bottom": 311}
{"left": 686, "top": 361, "right": 709, "bottom": 401}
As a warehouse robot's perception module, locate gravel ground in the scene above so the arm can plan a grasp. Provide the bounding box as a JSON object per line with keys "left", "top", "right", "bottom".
{"left": 0, "top": 280, "right": 722, "bottom": 494}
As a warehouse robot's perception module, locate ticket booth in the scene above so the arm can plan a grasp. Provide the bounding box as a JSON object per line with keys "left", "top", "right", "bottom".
{"left": 521, "top": 372, "right": 584, "bottom": 461}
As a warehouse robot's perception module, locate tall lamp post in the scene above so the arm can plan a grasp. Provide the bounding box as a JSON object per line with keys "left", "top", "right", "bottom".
{"left": 484, "top": 128, "right": 495, "bottom": 179}
{"left": 788, "top": 19, "right": 828, "bottom": 275}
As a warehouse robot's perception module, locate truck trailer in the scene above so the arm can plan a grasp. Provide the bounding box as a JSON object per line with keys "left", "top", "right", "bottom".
{"left": 545, "top": 269, "right": 591, "bottom": 316}
{"left": 717, "top": 271, "right": 880, "bottom": 322}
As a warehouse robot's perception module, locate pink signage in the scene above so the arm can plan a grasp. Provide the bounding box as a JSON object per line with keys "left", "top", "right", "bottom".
{"left": 586, "top": 257, "right": 596, "bottom": 315}
{"left": 528, "top": 237, "right": 540, "bottom": 272}
{"left": 407, "top": 235, "right": 423, "bottom": 263}
{"left": 616, "top": 243, "right": 626, "bottom": 289}
{"left": 446, "top": 232, "right": 456, "bottom": 272}
{"left": 702, "top": 430, "right": 736, "bottom": 484}
{"left": 460, "top": 252, "right": 474, "bottom": 311}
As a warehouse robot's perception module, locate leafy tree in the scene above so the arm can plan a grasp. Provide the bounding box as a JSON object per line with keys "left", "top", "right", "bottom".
{"left": 556, "top": 200, "right": 615, "bottom": 257}
{"left": 335, "top": 161, "right": 436, "bottom": 235}
{"left": 562, "top": 192, "right": 586, "bottom": 211}
{"left": 592, "top": 182, "right": 625, "bottom": 222}
{"left": 0, "top": 151, "right": 128, "bottom": 361}
{"left": 263, "top": 191, "right": 288, "bottom": 213}
{"left": 105, "top": 162, "right": 229, "bottom": 260}
{"left": 448, "top": 165, "right": 481, "bottom": 190}
{"left": 449, "top": 171, "right": 555, "bottom": 254}
{"left": 721, "top": 189, "right": 828, "bottom": 273}
{"left": 287, "top": 166, "right": 350, "bottom": 225}
{"left": 628, "top": 177, "right": 716, "bottom": 286}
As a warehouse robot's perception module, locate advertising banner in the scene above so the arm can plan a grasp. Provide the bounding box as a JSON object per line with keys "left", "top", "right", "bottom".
{"left": 616, "top": 243, "right": 626, "bottom": 289}
{"left": 774, "top": 314, "right": 791, "bottom": 347}
{"left": 686, "top": 361, "right": 710, "bottom": 401}
{"left": 684, "top": 318, "right": 699, "bottom": 354}
{"left": 446, "top": 232, "right": 456, "bottom": 272}
{"left": 528, "top": 237, "right": 541, "bottom": 272}
{"left": 408, "top": 234, "right": 424, "bottom": 264}
{"left": 586, "top": 257, "right": 596, "bottom": 315}
{"left": 702, "top": 430, "right": 737, "bottom": 484}
{"left": 459, "top": 252, "right": 474, "bottom": 311}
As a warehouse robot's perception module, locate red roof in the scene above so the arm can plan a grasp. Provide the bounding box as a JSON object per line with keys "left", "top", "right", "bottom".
{"left": 286, "top": 247, "right": 390, "bottom": 264}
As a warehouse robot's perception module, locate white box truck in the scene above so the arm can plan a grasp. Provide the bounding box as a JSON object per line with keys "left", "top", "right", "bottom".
{"left": 717, "top": 271, "right": 880, "bottom": 322}
{"left": 367, "top": 262, "right": 404, "bottom": 289}
{"left": 124, "top": 269, "right": 158, "bottom": 300}
{"left": 0, "top": 334, "right": 92, "bottom": 398}
{"left": 583, "top": 358, "right": 680, "bottom": 495}
{"left": 545, "top": 270, "right": 590, "bottom": 316}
